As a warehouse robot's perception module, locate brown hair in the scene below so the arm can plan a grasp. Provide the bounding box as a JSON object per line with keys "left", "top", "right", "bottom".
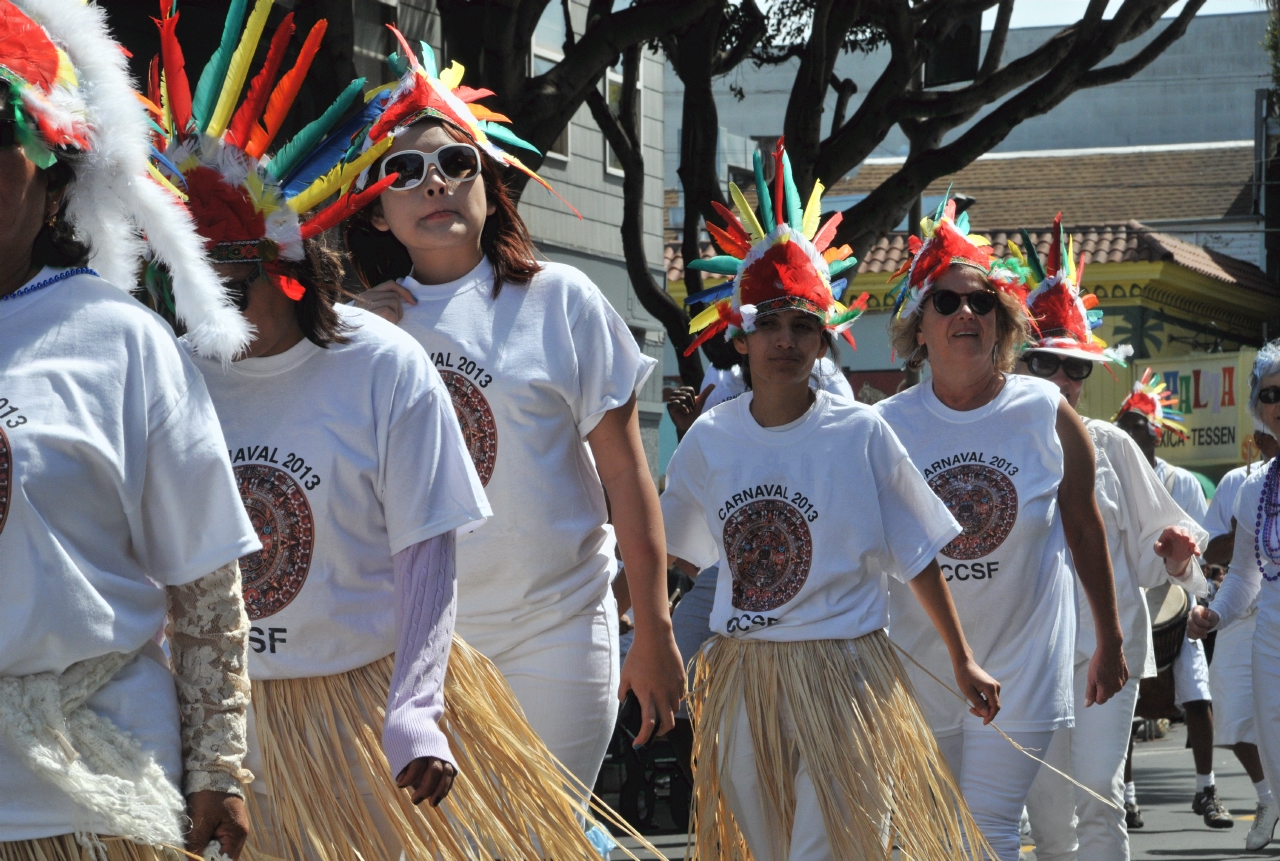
{"left": 264, "top": 237, "right": 351, "bottom": 348}
{"left": 344, "top": 119, "right": 541, "bottom": 298}
{"left": 889, "top": 266, "right": 1031, "bottom": 373}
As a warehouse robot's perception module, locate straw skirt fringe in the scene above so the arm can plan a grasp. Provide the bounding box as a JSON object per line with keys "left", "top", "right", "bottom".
{"left": 0, "top": 835, "right": 178, "bottom": 861}
{"left": 244, "top": 635, "right": 653, "bottom": 861}
{"left": 688, "top": 630, "right": 993, "bottom": 861}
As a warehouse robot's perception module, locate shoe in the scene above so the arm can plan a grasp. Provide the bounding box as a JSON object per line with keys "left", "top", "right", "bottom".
{"left": 1125, "top": 801, "right": 1144, "bottom": 829}
{"left": 1193, "top": 785, "right": 1235, "bottom": 828}
{"left": 1247, "top": 802, "right": 1279, "bottom": 850}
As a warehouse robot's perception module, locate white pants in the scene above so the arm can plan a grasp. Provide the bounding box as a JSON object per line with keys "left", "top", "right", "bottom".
{"left": 1212, "top": 613, "right": 1258, "bottom": 746}
{"left": 1253, "top": 626, "right": 1280, "bottom": 810}
{"left": 474, "top": 594, "right": 621, "bottom": 790}
{"left": 717, "top": 691, "right": 869, "bottom": 861}
{"left": 935, "top": 727, "right": 1054, "bottom": 861}
{"left": 1024, "top": 665, "right": 1142, "bottom": 861}
{"left": 1174, "top": 634, "right": 1212, "bottom": 706}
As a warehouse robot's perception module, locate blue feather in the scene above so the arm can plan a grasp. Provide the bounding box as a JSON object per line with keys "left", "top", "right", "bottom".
{"left": 684, "top": 281, "right": 735, "bottom": 306}
{"left": 280, "top": 93, "right": 390, "bottom": 196}
{"left": 829, "top": 277, "right": 847, "bottom": 300}
{"left": 420, "top": 42, "right": 438, "bottom": 78}
{"left": 150, "top": 146, "right": 186, "bottom": 185}
{"left": 267, "top": 78, "right": 365, "bottom": 182}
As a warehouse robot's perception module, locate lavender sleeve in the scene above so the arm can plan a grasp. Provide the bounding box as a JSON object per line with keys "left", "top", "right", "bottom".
{"left": 382, "top": 530, "right": 458, "bottom": 776}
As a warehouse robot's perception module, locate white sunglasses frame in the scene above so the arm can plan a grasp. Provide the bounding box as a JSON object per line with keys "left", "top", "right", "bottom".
{"left": 377, "top": 143, "right": 483, "bottom": 191}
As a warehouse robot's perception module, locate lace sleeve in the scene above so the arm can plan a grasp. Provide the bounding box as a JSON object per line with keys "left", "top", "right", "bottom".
{"left": 165, "top": 561, "right": 253, "bottom": 797}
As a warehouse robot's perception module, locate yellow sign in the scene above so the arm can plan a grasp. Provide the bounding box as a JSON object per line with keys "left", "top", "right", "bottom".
{"left": 1141, "top": 350, "right": 1257, "bottom": 469}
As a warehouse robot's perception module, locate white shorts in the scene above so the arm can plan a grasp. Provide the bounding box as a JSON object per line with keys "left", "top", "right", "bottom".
{"left": 1211, "top": 613, "right": 1257, "bottom": 746}
{"left": 1174, "top": 633, "right": 1212, "bottom": 706}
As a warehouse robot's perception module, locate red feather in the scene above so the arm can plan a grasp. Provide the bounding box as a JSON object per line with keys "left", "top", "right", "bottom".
{"left": 153, "top": 9, "right": 192, "bottom": 135}
{"left": 299, "top": 172, "right": 399, "bottom": 240}
{"left": 147, "top": 54, "right": 164, "bottom": 145}
{"left": 772, "top": 137, "right": 785, "bottom": 231}
{"left": 710, "top": 201, "right": 751, "bottom": 248}
{"left": 367, "top": 74, "right": 431, "bottom": 142}
{"left": 1029, "top": 279, "right": 1087, "bottom": 344}
{"left": 246, "top": 18, "right": 327, "bottom": 158}
{"left": 739, "top": 240, "right": 827, "bottom": 310}
{"left": 454, "top": 86, "right": 496, "bottom": 103}
{"left": 841, "top": 329, "right": 857, "bottom": 350}
{"left": 706, "top": 222, "right": 750, "bottom": 258}
{"left": 226, "top": 13, "right": 295, "bottom": 149}
{"left": 271, "top": 273, "right": 306, "bottom": 300}
{"left": 0, "top": 0, "right": 61, "bottom": 93}
{"left": 683, "top": 319, "right": 729, "bottom": 357}
{"left": 813, "top": 211, "right": 842, "bottom": 253}
{"left": 1046, "top": 211, "right": 1063, "bottom": 275}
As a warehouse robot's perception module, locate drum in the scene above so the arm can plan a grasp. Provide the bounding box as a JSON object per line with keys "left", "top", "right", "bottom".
{"left": 1147, "top": 582, "right": 1189, "bottom": 673}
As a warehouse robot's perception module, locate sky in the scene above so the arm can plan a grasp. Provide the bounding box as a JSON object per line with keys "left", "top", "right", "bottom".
{"left": 981, "top": 0, "right": 1265, "bottom": 30}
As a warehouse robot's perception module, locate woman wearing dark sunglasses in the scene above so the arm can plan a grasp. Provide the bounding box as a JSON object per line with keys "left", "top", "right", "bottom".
{"left": 1191, "top": 342, "right": 1280, "bottom": 851}
{"left": 345, "top": 40, "right": 684, "bottom": 796}
{"left": 873, "top": 203, "right": 1127, "bottom": 861}
{"left": 1011, "top": 226, "right": 1207, "bottom": 861}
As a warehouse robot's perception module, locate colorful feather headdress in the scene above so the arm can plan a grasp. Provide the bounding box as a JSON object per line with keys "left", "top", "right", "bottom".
{"left": 1, "top": 0, "right": 250, "bottom": 359}
{"left": 357, "top": 27, "right": 578, "bottom": 216}
{"left": 889, "top": 197, "right": 1024, "bottom": 320}
{"left": 145, "top": 0, "right": 399, "bottom": 292}
{"left": 1014, "top": 212, "right": 1132, "bottom": 365}
{"left": 1115, "top": 368, "right": 1189, "bottom": 441}
{"left": 680, "top": 139, "right": 867, "bottom": 357}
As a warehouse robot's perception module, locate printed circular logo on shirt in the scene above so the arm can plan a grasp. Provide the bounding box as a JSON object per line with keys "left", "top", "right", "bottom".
{"left": 0, "top": 425, "right": 10, "bottom": 537}
{"left": 441, "top": 370, "right": 498, "bottom": 486}
{"left": 722, "top": 499, "right": 813, "bottom": 612}
{"left": 929, "top": 464, "right": 1018, "bottom": 560}
{"left": 235, "top": 464, "right": 315, "bottom": 620}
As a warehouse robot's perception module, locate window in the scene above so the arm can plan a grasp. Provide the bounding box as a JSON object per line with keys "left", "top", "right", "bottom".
{"left": 604, "top": 61, "right": 640, "bottom": 175}
{"left": 352, "top": 0, "right": 398, "bottom": 85}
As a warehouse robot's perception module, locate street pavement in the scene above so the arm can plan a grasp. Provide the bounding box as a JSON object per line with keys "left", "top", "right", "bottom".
{"left": 610, "top": 721, "right": 1280, "bottom": 859}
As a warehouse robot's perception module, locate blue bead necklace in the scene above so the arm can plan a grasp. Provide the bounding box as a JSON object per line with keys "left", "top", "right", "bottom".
{"left": 1253, "top": 456, "right": 1280, "bottom": 582}
{"left": 0, "top": 267, "right": 97, "bottom": 302}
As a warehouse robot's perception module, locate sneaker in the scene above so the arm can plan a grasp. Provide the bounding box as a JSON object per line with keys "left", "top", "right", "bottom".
{"left": 1247, "top": 802, "right": 1279, "bottom": 850}
{"left": 1193, "top": 785, "right": 1235, "bottom": 828}
{"left": 1125, "top": 801, "right": 1144, "bottom": 829}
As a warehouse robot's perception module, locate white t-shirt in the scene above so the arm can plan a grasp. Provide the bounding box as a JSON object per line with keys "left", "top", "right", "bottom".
{"left": 1212, "top": 469, "right": 1280, "bottom": 652}
{"left": 1083, "top": 419, "right": 1209, "bottom": 678}
{"left": 875, "top": 375, "right": 1075, "bottom": 734}
{"left": 661, "top": 390, "right": 959, "bottom": 641}
{"left": 395, "top": 258, "right": 656, "bottom": 653}
{"left": 186, "top": 305, "right": 490, "bottom": 679}
{"left": 1204, "top": 463, "right": 1261, "bottom": 540}
{"left": 0, "top": 268, "right": 258, "bottom": 840}
{"left": 700, "top": 357, "right": 855, "bottom": 411}
{"left": 1155, "top": 457, "right": 1209, "bottom": 526}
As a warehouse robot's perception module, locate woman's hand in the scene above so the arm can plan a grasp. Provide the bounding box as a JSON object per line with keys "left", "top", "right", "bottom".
{"left": 1188, "top": 605, "right": 1220, "bottom": 640}
{"left": 953, "top": 657, "right": 1001, "bottom": 725}
{"left": 1155, "top": 526, "right": 1201, "bottom": 577}
{"left": 620, "top": 625, "right": 686, "bottom": 747}
{"left": 396, "top": 756, "right": 456, "bottom": 806}
{"left": 353, "top": 280, "right": 416, "bottom": 324}
{"left": 1085, "top": 639, "right": 1129, "bottom": 706}
{"left": 186, "top": 790, "right": 249, "bottom": 860}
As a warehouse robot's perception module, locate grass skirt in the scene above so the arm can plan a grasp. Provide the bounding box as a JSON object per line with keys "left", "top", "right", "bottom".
{"left": 688, "top": 630, "right": 993, "bottom": 861}
{"left": 244, "top": 635, "right": 653, "bottom": 861}
{"left": 0, "top": 835, "right": 179, "bottom": 861}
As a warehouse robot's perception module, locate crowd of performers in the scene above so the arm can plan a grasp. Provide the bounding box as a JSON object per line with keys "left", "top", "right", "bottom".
{"left": 2, "top": 1, "right": 1280, "bottom": 861}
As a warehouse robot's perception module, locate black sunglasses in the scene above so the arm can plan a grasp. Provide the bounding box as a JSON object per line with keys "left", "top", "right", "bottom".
{"left": 1258, "top": 386, "right": 1280, "bottom": 405}
{"left": 1022, "top": 352, "right": 1094, "bottom": 381}
{"left": 0, "top": 117, "right": 16, "bottom": 148}
{"left": 931, "top": 289, "right": 997, "bottom": 316}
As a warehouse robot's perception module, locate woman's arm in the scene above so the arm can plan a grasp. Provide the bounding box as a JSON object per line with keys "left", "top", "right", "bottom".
{"left": 908, "top": 561, "right": 1000, "bottom": 724}
{"left": 588, "top": 393, "right": 685, "bottom": 746}
{"left": 166, "top": 561, "right": 253, "bottom": 860}
{"left": 1056, "top": 400, "right": 1128, "bottom": 706}
{"left": 1190, "top": 514, "right": 1265, "bottom": 638}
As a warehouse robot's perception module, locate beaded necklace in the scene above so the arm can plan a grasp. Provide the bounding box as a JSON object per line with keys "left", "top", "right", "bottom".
{"left": 0, "top": 267, "right": 97, "bottom": 302}
{"left": 1253, "top": 456, "right": 1280, "bottom": 581}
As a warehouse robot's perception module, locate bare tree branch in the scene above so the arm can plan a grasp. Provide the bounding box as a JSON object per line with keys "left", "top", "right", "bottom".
{"left": 830, "top": 73, "right": 858, "bottom": 134}
{"left": 978, "top": 0, "right": 1014, "bottom": 80}
{"left": 1078, "top": 0, "right": 1205, "bottom": 88}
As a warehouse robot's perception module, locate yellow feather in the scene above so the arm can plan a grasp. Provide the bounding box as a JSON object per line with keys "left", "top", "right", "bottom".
{"left": 364, "top": 82, "right": 396, "bottom": 102}
{"left": 160, "top": 72, "right": 173, "bottom": 138}
{"left": 206, "top": 0, "right": 275, "bottom": 139}
{"left": 1006, "top": 237, "right": 1026, "bottom": 265}
{"left": 801, "top": 180, "right": 824, "bottom": 240}
{"left": 970, "top": 235, "right": 991, "bottom": 246}
{"left": 288, "top": 135, "right": 394, "bottom": 214}
{"left": 55, "top": 48, "right": 77, "bottom": 88}
{"left": 729, "top": 182, "right": 764, "bottom": 242}
{"left": 1065, "top": 236, "right": 1077, "bottom": 282}
{"left": 147, "top": 162, "right": 187, "bottom": 201}
{"left": 438, "top": 61, "right": 465, "bottom": 90}
{"left": 689, "top": 301, "right": 726, "bottom": 333}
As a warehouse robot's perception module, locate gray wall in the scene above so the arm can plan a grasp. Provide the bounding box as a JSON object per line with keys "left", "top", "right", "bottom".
{"left": 664, "top": 11, "right": 1271, "bottom": 187}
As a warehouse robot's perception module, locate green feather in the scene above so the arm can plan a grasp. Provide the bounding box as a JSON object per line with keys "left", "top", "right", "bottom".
{"left": 782, "top": 152, "right": 802, "bottom": 231}
{"left": 191, "top": 0, "right": 248, "bottom": 131}
{"left": 687, "top": 256, "right": 743, "bottom": 276}
{"left": 267, "top": 78, "right": 366, "bottom": 181}
{"left": 753, "top": 150, "right": 775, "bottom": 233}
{"left": 1019, "top": 228, "right": 1046, "bottom": 282}
{"left": 420, "top": 42, "right": 438, "bottom": 78}
{"left": 828, "top": 258, "right": 859, "bottom": 279}
{"left": 388, "top": 51, "right": 409, "bottom": 79}
{"left": 481, "top": 121, "right": 540, "bottom": 154}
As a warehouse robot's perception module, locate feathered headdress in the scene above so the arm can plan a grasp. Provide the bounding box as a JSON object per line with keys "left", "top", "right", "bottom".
{"left": 1115, "top": 368, "right": 1189, "bottom": 441}
{"left": 1014, "top": 213, "right": 1131, "bottom": 365}
{"left": 357, "top": 26, "right": 578, "bottom": 216}
{"left": 145, "top": 0, "right": 399, "bottom": 296}
{"left": 1, "top": 0, "right": 250, "bottom": 359}
{"left": 679, "top": 139, "right": 867, "bottom": 357}
{"left": 888, "top": 196, "right": 1024, "bottom": 319}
